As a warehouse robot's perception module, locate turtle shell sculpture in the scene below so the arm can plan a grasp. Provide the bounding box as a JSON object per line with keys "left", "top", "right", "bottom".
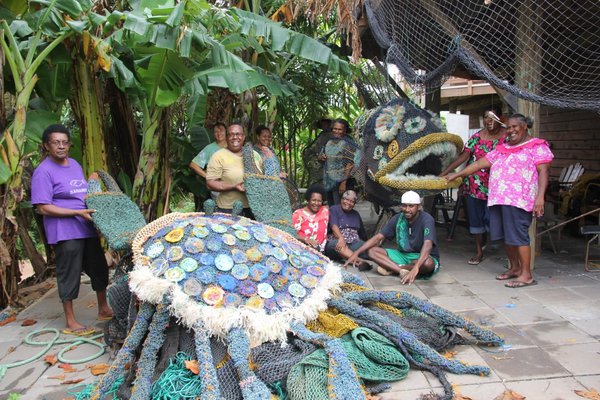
{"left": 85, "top": 203, "right": 504, "bottom": 400}
{"left": 355, "top": 98, "right": 464, "bottom": 207}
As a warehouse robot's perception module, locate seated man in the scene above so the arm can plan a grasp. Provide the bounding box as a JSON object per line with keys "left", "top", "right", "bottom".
{"left": 344, "top": 191, "right": 440, "bottom": 285}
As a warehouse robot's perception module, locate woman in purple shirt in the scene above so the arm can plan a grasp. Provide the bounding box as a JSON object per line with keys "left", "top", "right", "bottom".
{"left": 325, "top": 190, "right": 370, "bottom": 270}
{"left": 31, "top": 124, "right": 112, "bottom": 336}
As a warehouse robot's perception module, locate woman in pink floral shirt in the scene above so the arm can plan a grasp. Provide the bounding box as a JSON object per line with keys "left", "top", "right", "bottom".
{"left": 441, "top": 107, "right": 506, "bottom": 265}
{"left": 292, "top": 184, "right": 329, "bottom": 251}
{"left": 446, "top": 114, "right": 553, "bottom": 288}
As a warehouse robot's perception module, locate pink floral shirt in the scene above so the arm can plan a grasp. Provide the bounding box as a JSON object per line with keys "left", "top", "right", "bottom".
{"left": 292, "top": 206, "right": 329, "bottom": 251}
{"left": 485, "top": 138, "right": 553, "bottom": 212}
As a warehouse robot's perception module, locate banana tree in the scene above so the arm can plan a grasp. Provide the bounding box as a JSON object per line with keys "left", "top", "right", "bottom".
{"left": 0, "top": 0, "right": 93, "bottom": 306}
{"left": 102, "top": 0, "right": 340, "bottom": 219}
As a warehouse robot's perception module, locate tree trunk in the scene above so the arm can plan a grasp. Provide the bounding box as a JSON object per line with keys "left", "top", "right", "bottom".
{"left": 0, "top": 225, "right": 19, "bottom": 306}
{"left": 15, "top": 209, "right": 47, "bottom": 279}
{"left": 106, "top": 80, "right": 139, "bottom": 181}
{"left": 0, "top": 76, "right": 38, "bottom": 307}
{"left": 70, "top": 57, "right": 108, "bottom": 176}
{"left": 205, "top": 88, "right": 235, "bottom": 127}
{"left": 132, "top": 107, "right": 170, "bottom": 222}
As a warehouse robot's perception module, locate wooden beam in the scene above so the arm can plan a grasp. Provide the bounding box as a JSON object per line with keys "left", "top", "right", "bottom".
{"left": 514, "top": 0, "right": 543, "bottom": 267}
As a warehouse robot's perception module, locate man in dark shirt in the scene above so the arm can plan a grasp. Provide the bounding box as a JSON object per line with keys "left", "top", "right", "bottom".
{"left": 344, "top": 191, "right": 440, "bottom": 284}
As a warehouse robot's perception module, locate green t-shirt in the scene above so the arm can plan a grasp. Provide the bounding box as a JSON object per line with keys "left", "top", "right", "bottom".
{"left": 192, "top": 142, "right": 223, "bottom": 169}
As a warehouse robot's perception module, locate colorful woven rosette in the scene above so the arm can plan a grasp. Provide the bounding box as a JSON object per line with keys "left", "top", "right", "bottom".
{"left": 356, "top": 98, "right": 464, "bottom": 207}
{"left": 130, "top": 212, "right": 341, "bottom": 343}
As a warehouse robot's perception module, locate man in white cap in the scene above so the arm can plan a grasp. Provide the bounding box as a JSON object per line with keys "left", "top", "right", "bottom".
{"left": 344, "top": 190, "right": 440, "bottom": 284}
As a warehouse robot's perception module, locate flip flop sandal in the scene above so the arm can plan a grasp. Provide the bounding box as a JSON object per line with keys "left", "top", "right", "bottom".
{"left": 468, "top": 257, "right": 483, "bottom": 265}
{"left": 496, "top": 273, "right": 519, "bottom": 281}
{"left": 62, "top": 327, "right": 97, "bottom": 336}
{"left": 505, "top": 280, "right": 538, "bottom": 288}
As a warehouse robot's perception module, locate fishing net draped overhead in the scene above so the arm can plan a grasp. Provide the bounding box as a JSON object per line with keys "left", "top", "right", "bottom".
{"left": 364, "top": 0, "right": 600, "bottom": 110}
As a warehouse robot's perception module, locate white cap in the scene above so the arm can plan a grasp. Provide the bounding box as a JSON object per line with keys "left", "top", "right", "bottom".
{"left": 401, "top": 191, "right": 421, "bottom": 205}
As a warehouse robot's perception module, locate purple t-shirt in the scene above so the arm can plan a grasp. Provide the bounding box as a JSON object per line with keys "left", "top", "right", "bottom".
{"left": 328, "top": 205, "right": 364, "bottom": 232}
{"left": 31, "top": 158, "right": 97, "bottom": 244}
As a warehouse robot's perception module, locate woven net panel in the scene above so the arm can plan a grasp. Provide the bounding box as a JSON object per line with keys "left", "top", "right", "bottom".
{"left": 365, "top": 0, "right": 600, "bottom": 110}
{"left": 104, "top": 254, "right": 134, "bottom": 346}
{"left": 211, "top": 334, "right": 318, "bottom": 400}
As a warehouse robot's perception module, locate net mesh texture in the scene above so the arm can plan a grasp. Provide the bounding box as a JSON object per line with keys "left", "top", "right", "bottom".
{"left": 365, "top": 0, "right": 600, "bottom": 110}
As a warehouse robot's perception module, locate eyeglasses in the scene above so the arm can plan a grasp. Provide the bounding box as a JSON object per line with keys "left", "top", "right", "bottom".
{"left": 342, "top": 197, "right": 356, "bottom": 204}
{"left": 48, "top": 140, "right": 71, "bottom": 147}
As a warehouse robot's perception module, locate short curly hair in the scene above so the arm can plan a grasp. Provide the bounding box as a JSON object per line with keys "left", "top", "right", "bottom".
{"left": 42, "top": 124, "right": 71, "bottom": 144}
{"left": 304, "top": 183, "right": 325, "bottom": 202}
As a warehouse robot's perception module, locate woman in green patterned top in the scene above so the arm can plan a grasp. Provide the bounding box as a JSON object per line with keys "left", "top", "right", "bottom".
{"left": 440, "top": 107, "right": 507, "bottom": 265}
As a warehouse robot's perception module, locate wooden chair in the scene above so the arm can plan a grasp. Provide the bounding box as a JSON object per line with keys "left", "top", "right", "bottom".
{"left": 581, "top": 224, "right": 600, "bottom": 272}
{"left": 537, "top": 202, "right": 564, "bottom": 254}
{"left": 559, "top": 162, "right": 584, "bottom": 190}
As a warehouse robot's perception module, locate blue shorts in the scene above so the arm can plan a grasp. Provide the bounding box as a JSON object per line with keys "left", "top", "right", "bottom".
{"left": 465, "top": 196, "right": 489, "bottom": 235}
{"left": 489, "top": 205, "right": 533, "bottom": 246}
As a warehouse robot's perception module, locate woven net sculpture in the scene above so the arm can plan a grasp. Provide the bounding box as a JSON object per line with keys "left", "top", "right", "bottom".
{"left": 81, "top": 172, "right": 504, "bottom": 400}
{"left": 242, "top": 143, "right": 296, "bottom": 236}
{"left": 355, "top": 97, "right": 463, "bottom": 207}
{"left": 364, "top": 0, "right": 600, "bottom": 110}
{"left": 301, "top": 130, "right": 332, "bottom": 187}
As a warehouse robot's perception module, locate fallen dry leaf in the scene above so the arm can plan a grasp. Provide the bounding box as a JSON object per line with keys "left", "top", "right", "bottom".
{"left": 90, "top": 363, "right": 110, "bottom": 376}
{"left": 58, "top": 363, "right": 76, "bottom": 373}
{"left": 453, "top": 394, "right": 474, "bottom": 400}
{"left": 63, "top": 345, "right": 79, "bottom": 353}
{"left": 62, "top": 378, "right": 84, "bottom": 385}
{"left": 443, "top": 350, "right": 457, "bottom": 359}
{"left": 44, "top": 354, "right": 58, "bottom": 366}
{"left": 575, "top": 389, "right": 600, "bottom": 400}
{"left": 495, "top": 389, "right": 526, "bottom": 400}
{"left": 184, "top": 359, "right": 199, "bottom": 375}
{"left": 0, "top": 315, "right": 16, "bottom": 326}
{"left": 452, "top": 384, "right": 474, "bottom": 400}
{"left": 492, "top": 356, "right": 514, "bottom": 360}
{"left": 21, "top": 319, "right": 37, "bottom": 326}
{"left": 48, "top": 374, "right": 66, "bottom": 380}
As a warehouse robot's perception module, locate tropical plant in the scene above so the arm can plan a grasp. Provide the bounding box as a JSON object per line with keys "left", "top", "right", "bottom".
{"left": 0, "top": 0, "right": 93, "bottom": 305}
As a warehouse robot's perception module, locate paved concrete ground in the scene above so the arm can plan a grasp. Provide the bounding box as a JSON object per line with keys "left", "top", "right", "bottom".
{"left": 1, "top": 204, "right": 599, "bottom": 399}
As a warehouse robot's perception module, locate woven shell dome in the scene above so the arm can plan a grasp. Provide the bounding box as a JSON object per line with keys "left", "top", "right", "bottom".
{"left": 130, "top": 212, "right": 341, "bottom": 344}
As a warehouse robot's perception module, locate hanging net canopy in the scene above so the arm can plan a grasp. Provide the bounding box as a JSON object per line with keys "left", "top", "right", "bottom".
{"left": 364, "top": 0, "right": 600, "bottom": 110}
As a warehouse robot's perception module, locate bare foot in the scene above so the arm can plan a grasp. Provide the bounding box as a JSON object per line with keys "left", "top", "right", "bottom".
{"left": 66, "top": 322, "right": 87, "bottom": 331}
{"left": 98, "top": 306, "right": 113, "bottom": 320}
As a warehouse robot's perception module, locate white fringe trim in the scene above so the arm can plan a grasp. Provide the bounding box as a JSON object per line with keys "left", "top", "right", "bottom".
{"left": 129, "top": 261, "right": 342, "bottom": 344}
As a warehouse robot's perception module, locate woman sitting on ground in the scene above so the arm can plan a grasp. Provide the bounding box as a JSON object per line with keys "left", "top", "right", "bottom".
{"left": 325, "top": 190, "right": 370, "bottom": 270}
{"left": 292, "top": 184, "right": 329, "bottom": 251}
